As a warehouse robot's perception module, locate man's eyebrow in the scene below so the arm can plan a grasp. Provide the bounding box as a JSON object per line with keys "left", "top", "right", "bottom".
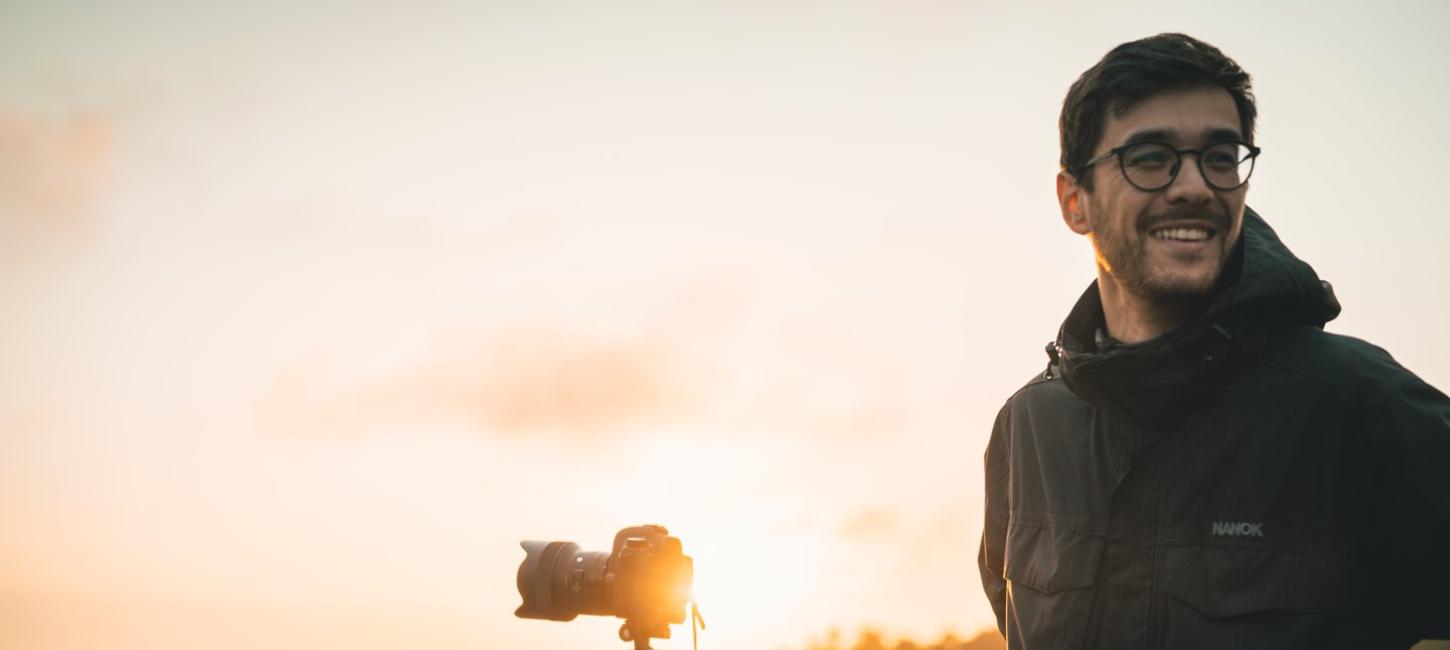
{"left": 1120, "top": 129, "right": 1173, "bottom": 147}
{"left": 1203, "top": 127, "right": 1243, "bottom": 143}
{"left": 1118, "top": 127, "right": 1244, "bottom": 148}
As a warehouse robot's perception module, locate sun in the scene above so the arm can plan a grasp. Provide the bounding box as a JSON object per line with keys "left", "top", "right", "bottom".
{"left": 596, "top": 430, "right": 840, "bottom": 648}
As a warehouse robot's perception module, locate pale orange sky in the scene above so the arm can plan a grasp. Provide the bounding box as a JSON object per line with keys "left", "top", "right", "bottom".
{"left": 3, "top": 2, "right": 1449, "bottom": 649}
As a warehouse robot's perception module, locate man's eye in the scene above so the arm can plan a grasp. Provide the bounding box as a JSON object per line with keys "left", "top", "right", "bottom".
{"left": 1126, "top": 151, "right": 1172, "bottom": 167}
{"left": 1203, "top": 148, "right": 1241, "bottom": 168}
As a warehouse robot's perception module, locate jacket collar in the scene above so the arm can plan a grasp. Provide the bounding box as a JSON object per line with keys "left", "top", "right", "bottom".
{"left": 1051, "top": 207, "right": 1340, "bottom": 429}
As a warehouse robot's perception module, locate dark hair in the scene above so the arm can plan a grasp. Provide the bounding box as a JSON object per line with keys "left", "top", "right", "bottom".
{"left": 1060, "top": 33, "right": 1256, "bottom": 191}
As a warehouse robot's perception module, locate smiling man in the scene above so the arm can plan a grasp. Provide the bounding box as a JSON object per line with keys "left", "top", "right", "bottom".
{"left": 978, "top": 34, "right": 1450, "bottom": 649}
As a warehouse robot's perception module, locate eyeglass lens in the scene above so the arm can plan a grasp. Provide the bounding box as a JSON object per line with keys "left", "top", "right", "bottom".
{"left": 1120, "top": 142, "right": 1256, "bottom": 191}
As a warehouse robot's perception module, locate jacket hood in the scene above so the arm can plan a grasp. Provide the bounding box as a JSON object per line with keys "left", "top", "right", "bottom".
{"left": 1053, "top": 207, "right": 1341, "bottom": 428}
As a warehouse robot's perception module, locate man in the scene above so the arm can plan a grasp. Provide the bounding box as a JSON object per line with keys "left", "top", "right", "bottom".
{"left": 978, "top": 33, "right": 1450, "bottom": 649}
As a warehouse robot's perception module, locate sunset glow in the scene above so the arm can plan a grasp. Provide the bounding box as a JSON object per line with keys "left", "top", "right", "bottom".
{"left": 4, "top": 3, "right": 1449, "bottom": 650}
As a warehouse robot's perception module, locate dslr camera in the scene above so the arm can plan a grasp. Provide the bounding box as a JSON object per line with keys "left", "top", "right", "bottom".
{"left": 516, "top": 524, "right": 700, "bottom": 649}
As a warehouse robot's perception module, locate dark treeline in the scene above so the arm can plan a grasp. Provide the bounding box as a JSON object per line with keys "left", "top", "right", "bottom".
{"left": 802, "top": 628, "right": 1004, "bottom": 650}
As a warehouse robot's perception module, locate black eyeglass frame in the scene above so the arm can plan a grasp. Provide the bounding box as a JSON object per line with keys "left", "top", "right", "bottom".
{"left": 1082, "top": 141, "right": 1263, "bottom": 192}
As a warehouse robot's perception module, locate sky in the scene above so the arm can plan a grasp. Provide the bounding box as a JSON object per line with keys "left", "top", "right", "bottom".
{"left": 3, "top": 1, "right": 1449, "bottom": 649}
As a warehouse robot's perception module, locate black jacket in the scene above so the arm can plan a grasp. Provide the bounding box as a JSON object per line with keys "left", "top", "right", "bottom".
{"left": 979, "top": 209, "right": 1450, "bottom": 649}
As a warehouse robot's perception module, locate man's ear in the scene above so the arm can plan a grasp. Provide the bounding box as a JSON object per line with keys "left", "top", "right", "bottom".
{"left": 1057, "top": 171, "right": 1092, "bottom": 235}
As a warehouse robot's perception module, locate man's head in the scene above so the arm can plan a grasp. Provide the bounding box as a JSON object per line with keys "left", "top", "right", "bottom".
{"left": 1056, "top": 34, "right": 1258, "bottom": 302}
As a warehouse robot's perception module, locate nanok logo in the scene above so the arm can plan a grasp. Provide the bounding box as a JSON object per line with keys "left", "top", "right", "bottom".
{"left": 1211, "top": 521, "right": 1264, "bottom": 537}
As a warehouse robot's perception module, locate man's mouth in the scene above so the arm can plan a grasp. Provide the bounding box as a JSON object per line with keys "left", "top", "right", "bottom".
{"left": 1148, "top": 226, "right": 1214, "bottom": 242}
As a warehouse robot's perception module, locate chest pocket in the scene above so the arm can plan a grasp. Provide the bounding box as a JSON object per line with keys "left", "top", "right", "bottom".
{"left": 1003, "top": 523, "right": 1103, "bottom": 649}
{"left": 1158, "top": 545, "right": 1357, "bottom": 649}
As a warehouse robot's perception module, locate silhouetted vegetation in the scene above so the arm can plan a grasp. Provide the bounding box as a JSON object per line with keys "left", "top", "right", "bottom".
{"left": 801, "top": 627, "right": 1004, "bottom": 650}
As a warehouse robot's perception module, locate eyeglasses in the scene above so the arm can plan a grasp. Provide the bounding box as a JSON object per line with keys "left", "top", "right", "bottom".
{"left": 1083, "top": 141, "right": 1262, "bottom": 192}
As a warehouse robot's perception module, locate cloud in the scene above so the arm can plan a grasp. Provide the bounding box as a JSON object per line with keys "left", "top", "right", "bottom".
{"left": 268, "top": 325, "right": 682, "bottom": 439}
{"left": 838, "top": 507, "right": 899, "bottom": 541}
{"left": 0, "top": 105, "right": 112, "bottom": 260}
{"left": 409, "top": 327, "right": 677, "bottom": 434}
{"left": 262, "top": 271, "right": 923, "bottom": 444}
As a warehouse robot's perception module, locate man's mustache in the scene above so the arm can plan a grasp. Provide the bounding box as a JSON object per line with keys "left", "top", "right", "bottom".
{"left": 1139, "top": 206, "right": 1229, "bottom": 232}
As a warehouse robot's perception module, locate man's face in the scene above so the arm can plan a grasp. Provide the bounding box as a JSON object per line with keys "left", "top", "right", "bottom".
{"left": 1063, "top": 85, "right": 1248, "bottom": 300}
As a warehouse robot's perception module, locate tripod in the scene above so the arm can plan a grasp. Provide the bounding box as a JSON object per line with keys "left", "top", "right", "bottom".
{"left": 617, "top": 601, "right": 705, "bottom": 650}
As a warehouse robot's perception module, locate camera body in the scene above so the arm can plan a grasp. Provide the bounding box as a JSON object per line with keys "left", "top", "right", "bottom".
{"left": 516, "top": 525, "right": 693, "bottom": 646}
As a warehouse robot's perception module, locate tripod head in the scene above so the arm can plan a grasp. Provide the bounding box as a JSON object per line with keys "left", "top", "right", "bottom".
{"left": 618, "top": 600, "right": 706, "bottom": 650}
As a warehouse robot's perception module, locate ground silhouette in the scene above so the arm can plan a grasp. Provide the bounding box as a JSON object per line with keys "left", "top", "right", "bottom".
{"left": 801, "top": 627, "right": 1004, "bottom": 650}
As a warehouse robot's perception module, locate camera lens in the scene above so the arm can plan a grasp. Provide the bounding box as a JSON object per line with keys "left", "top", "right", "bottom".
{"left": 515, "top": 540, "right": 613, "bottom": 621}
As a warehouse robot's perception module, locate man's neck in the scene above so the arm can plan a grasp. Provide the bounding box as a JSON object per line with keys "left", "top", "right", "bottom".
{"left": 1096, "top": 272, "right": 1204, "bottom": 345}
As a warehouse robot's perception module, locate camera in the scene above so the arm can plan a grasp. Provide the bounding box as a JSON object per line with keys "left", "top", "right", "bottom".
{"left": 516, "top": 524, "right": 700, "bottom": 649}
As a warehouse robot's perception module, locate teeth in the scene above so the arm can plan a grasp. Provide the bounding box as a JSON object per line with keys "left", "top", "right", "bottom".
{"left": 1151, "top": 228, "right": 1210, "bottom": 241}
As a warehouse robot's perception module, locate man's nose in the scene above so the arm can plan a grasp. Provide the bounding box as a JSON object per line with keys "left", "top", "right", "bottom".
{"left": 1166, "top": 154, "right": 1214, "bottom": 204}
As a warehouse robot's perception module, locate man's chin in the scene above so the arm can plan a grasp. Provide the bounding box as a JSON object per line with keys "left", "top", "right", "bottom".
{"left": 1137, "top": 270, "right": 1220, "bottom": 301}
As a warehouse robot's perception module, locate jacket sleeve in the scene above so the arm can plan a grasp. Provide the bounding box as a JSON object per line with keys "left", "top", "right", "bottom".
{"left": 979, "top": 405, "right": 1012, "bottom": 636}
{"left": 1375, "top": 374, "right": 1450, "bottom": 640}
